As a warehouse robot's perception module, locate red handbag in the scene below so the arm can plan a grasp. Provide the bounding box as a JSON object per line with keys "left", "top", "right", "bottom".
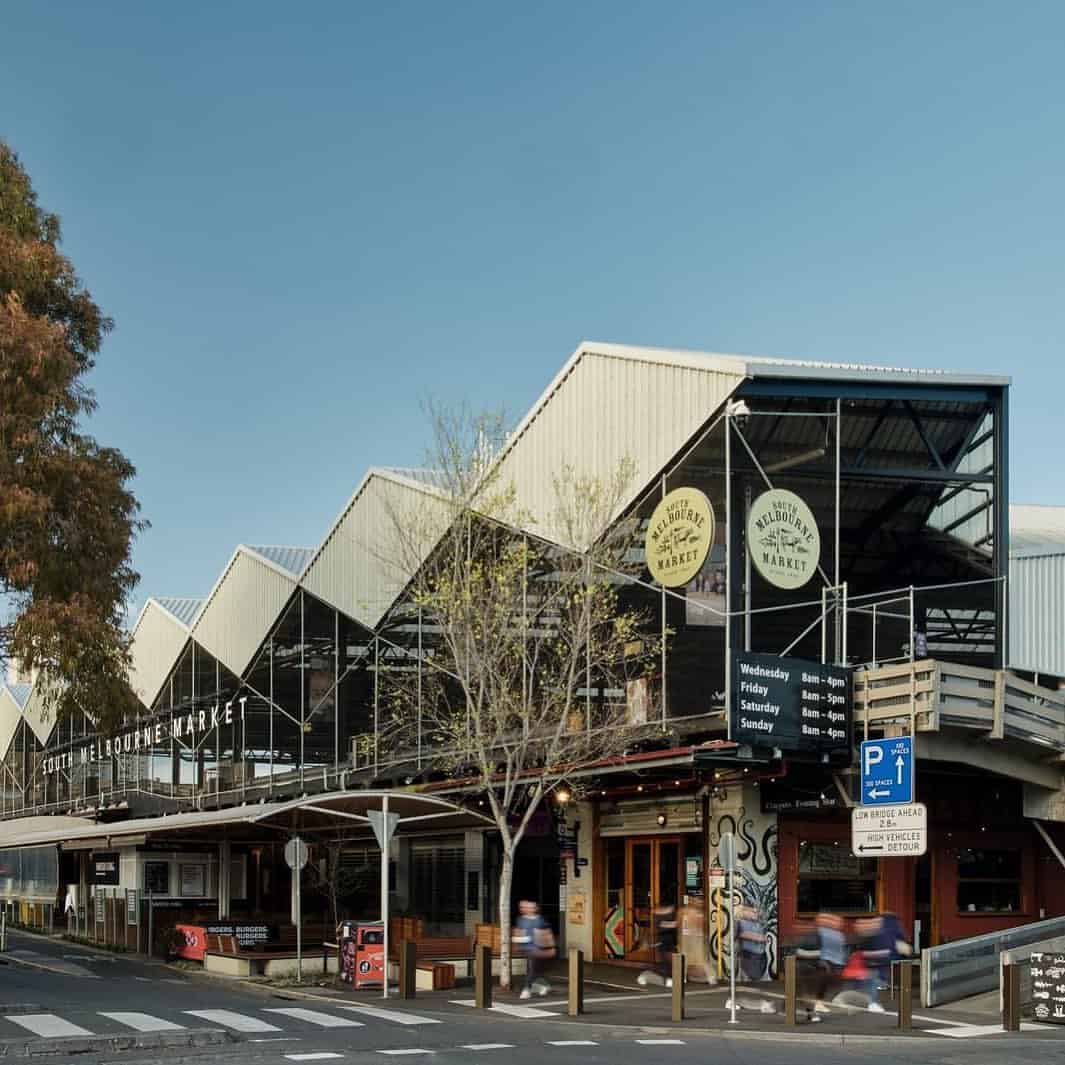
{"left": 841, "top": 951, "right": 869, "bottom": 981}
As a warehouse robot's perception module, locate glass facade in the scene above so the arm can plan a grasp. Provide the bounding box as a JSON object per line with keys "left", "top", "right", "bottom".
{"left": 1, "top": 376, "right": 1008, "bottom": 820}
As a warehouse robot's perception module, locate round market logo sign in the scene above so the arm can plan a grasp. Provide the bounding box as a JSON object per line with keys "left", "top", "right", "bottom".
{"left": 645, "top": 487, "right": 715, "bottom": 588}
{"left": 747, "top": 488, "right": 820, "bottom": 590}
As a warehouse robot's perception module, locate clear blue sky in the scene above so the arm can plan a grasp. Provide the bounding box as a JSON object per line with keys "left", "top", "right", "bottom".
{"left": 3, "top": 1, "right": 1062, "bottom": 618}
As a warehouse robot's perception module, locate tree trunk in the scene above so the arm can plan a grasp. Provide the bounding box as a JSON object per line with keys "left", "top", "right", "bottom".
{"left": 497, "top": 846, "right": 514, "bottom": 990}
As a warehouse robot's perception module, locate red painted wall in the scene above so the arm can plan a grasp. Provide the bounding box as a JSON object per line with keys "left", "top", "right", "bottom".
{"left": 777, "top": 815, "right": 1065, "bottom": 946}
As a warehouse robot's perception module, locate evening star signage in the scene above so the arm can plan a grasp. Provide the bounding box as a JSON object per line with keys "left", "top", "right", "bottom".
{"left": 645, "top": 487, "right": 714, "bottom": 588}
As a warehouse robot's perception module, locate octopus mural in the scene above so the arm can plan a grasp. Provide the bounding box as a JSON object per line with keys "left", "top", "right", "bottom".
{"left": 707, "top": 788, "right": 779, "bottom": 979}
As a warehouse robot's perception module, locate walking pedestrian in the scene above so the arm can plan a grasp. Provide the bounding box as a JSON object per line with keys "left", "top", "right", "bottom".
{"left": 512, "top": 899, "right": 555, "bottom": 999}
{"left": 854, "top": 915, "right": 890, "bottom": 1013}
{"left": 726, "top": 904, "right": 775, "bottom": 1014}
{"left": 811, "top": 911, "right": 847, "bottom": 1014}
{"left": 637, "top": 903, "right": 677, "bottom": 987}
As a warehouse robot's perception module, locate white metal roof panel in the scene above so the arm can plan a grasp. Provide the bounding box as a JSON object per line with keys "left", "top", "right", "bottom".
{"left": 20, "top": 679, "right": 55, "bottom": 745}
{"left": 153, "top": 597, "right": 204, "bottom": 628}
{"left": 128, "top": 599, "right": 195, "bottom": 709}
{"left": 245, "top": 545, "right": 315, "bottom": 578}
{"left": 0, "top": 687, "right": 22, "bottom": 761}
{"left": 300, "top": 469, "right": 449, "bottom": 630}
{"left": 3, "top": 682, "right": 31, "bottom": 709}
{"left": 570, "top": 341, "right": 1009, "bottom": 387}
{"left": 488, "top": 342, "right": 745, "bottom": 549}
{"left": 1010, "top": 504, "right": 1065, "bottom": 557}
{"left": 1010, "top": 552, "right": 1065, "bottom": 677}
{"left": 191, "top": 546, "right": 298, "bottom": 676}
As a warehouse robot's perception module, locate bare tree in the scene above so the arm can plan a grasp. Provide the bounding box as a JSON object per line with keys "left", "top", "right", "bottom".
{"left": 379, "top": 405, "right": 659, "bottom": 986}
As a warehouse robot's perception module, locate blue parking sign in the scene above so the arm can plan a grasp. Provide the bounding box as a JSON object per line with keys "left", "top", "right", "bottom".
{"left": 860, "top": 736, "right": 913, "bottom": 805}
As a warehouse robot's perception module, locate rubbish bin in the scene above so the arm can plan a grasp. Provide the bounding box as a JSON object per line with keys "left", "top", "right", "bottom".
{"left": 353, "top": 922, "right": 385, "bottom": 989}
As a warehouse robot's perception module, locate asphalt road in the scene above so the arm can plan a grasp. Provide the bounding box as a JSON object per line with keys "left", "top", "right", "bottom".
{"left": 2, "top": 931, "right": 1065, "bottom": 1065}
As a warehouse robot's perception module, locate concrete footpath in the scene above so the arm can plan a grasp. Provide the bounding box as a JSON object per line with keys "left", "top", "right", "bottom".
{"left": 270, "top": 958, "right": 1063, "bottom": 1044}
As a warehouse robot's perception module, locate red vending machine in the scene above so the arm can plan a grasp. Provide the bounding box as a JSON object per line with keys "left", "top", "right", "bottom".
{"left": 353, "top": 922, "right": 385, "bottom": 988}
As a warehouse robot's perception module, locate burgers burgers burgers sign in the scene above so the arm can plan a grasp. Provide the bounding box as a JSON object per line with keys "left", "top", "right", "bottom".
{"left": 747, "top": 488, "right": 820, "bottom": 590}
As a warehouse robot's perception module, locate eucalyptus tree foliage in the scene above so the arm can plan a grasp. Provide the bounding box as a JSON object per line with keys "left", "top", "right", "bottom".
{"left": 381, "top": 404, "right": 658, "bottom": 985}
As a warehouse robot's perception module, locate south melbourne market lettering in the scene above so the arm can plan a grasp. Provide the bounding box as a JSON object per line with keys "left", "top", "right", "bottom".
{"left": 747, "top": 488, "right": 821, "bottom": 591}
{"left": 40, "top": 698, "right": 247, "bottom": 775}
{"left": 645, "top": 487, "right": 714, "bottom": 589}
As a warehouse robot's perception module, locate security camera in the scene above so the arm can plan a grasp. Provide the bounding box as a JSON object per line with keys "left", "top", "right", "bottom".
{"left": 727, "top": 399, "right": 751, "bottom": 431}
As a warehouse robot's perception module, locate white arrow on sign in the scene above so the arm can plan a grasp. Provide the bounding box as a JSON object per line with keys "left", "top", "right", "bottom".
{"left": 868, "top": 788, "right": 890, "bottom": 800}
{"left": 895, "top": 756, "right": 905, "bottom": 784}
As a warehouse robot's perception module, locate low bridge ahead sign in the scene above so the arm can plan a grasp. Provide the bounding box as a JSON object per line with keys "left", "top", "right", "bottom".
{"left": 851, "top": 802, "right": 927, "bottom": 858}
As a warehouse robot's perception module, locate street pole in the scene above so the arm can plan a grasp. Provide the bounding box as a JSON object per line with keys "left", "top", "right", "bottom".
{"left": 296, "top": 858, "right": 302, "bottom": 984}
{"left": 728, "top": 842, "right": 736, "bottom": 1025}
{"left": 382, "top": 794, "right": 390, "bottom": 1000}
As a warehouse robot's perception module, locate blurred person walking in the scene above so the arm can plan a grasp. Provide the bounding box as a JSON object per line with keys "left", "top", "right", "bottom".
{"left": 512, "top": 899, "right": 555, "bottom": 999}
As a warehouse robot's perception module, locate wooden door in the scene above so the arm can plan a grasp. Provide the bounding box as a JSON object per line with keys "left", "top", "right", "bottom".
{"left": 625, "top": 837, "right": 682, "bottom": 963}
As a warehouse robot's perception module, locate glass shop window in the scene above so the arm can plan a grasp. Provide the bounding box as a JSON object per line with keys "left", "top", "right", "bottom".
{"left": 956, "top": 849, "right": 1021, "bottom": 913}
{"left": 796, "top": 841, "right": 877, "bottom": 913}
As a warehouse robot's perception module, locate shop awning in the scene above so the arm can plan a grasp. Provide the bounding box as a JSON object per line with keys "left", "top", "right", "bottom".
{"left": 0, "top": 791, "right": 493, "bottom": 851}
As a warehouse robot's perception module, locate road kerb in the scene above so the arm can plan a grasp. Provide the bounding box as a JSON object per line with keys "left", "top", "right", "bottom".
{"left": 0, "top": 1027, "right": 236, "bottom": 1058}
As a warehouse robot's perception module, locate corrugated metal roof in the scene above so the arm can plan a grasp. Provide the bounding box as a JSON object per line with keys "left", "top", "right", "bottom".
{"left": 1010, "top": 504, "right": 1065, "bottom": 557}
{"left": 300, "top": 469, "right": 449, "bottom": 631}
{"left": 245, "top": 545, "right": 315, "bottom": 578}
{"left": 153, "top": 597, "right": 204, "bottom": 629}
{"left": 3, "top": 682, "right": 31, "bottom": 709}
{"left": 575, "top": 340, "right": 1010, "bottom": 387}
{"left": 1010, "top": 553, "right": 1065, "bottom": 676}
{"left": 191, "top": 546, "right": 300, "bottom": 676}
{"left": 128, "top": 599, "right": 194, "bottom": 709}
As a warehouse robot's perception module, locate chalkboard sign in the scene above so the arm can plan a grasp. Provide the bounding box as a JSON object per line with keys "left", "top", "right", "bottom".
{"left": 731, "top": 652, "right": 852, "bottom": 758}
{"left": 144, "top": 861, "right": 169, "bottom": 895}
{"left": 1029, "top": 952, "right": 1065, "bottom": 1023}
{"left": 91, "top": 851, "right": 120, "bottom": 885}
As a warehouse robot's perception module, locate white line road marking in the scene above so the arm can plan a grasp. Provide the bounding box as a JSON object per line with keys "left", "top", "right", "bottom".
{"left": 460, "top": 1046, "right": 515, "bottom": 1051}
{"left": 284, "top": 1054, "right": 345, "bottom": 1061}
{"left": 339, "top": 1006, "right": 439, "bottom": 1026}
{"left": 932, "top": 1022, "right": 1048, "bottom": 1038}
{"left": 132, "top": 976, "right": 152, "bottom": 982}
{"left": 547, "top": 1041, "right": 599, "bottom": 1046}
{"left": 250, "top": 1037, "right": 302, "bottom": 1043}
{"left": 100, "top": 1012, "right": 185, "bottom": 1032}
{"left": 6, "top": 1014, "right": 95, "bottom": 1038}
{"left": 184, "top": 1009, "right": 282, "bottom": 1033}
{"left": 266, "top": 1008, "right": 365, "bottom": 1028}
{"left": 158, "top": 978, "right": 186, "bottom": 984}
{"left": 450, "top": 1000, "right": 555, "bottom": 1019}
{"left": 376, "top": 1051, "right": 434, "bottom": 1057}
{"left": 635, "top": 1039, "right": 686, "bottom": 1045}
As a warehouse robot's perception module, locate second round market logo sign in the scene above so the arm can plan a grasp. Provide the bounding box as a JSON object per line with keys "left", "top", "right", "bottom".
{"left": 747, "top": 488, "right": 820, "bottom": 590}
{"left": 645, "top": 487, "right": 715, "bottom": 588}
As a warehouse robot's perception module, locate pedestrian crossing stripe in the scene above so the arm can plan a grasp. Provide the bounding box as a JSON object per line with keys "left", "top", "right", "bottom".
{"left": 339, "top": 1005, "right": 439, "bottom": 1025}
{"left": 184, "top": 1009, "right": 282, "bottom": 1032}
{"left": 265, "top": 1007, "right": 364, "bottom": 1028}
{"left": 6, "top": 1015, "right": 94, "bottom": 1038}
{"left": 98, "top": 1012, "right": 184, "bottom": 1032}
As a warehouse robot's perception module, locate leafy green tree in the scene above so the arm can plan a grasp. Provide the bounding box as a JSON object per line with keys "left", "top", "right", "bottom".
{"left": 0, "top": 141, "right": 143, "bottom": 728}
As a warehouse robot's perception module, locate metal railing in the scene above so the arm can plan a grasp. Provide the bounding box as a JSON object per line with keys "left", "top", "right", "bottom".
{"left": 921, "top": 916, "right": 1065, "bottom": 1006}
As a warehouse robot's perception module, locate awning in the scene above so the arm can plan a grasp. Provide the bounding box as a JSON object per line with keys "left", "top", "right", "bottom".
{"left": 0, "top": 791, "right": 493, "bottom": 851}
